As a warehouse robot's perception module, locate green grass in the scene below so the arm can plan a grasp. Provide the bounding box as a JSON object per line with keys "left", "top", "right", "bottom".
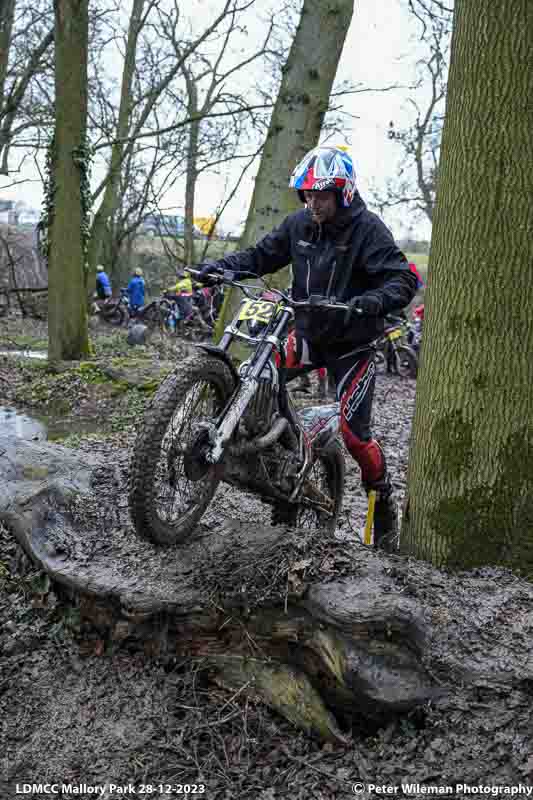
{"left": 405, "top": 252, "right": 428, "bottom": 267}
{"left": 0, "top": 334, "right": 48, "bottom": 351}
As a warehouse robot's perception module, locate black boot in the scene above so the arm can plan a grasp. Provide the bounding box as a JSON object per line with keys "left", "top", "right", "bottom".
{"left": 365, "top": 475, "right": 399, "bottom": 553}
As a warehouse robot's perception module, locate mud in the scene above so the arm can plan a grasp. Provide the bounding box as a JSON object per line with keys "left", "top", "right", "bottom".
{"left": 1, "top": 371, "right": 532, "bottom": 798}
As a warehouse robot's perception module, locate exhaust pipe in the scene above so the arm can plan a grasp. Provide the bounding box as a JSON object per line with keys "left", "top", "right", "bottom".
{"left": 230, "top": 415, "right": 288, "bottom": 455}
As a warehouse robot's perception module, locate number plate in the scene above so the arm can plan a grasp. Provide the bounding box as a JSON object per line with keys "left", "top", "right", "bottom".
{"left": 238, "top": 299, "right": 276, "bottom": 324}
{"left": 387, "top": 328, "right": 402, "bottom": 341}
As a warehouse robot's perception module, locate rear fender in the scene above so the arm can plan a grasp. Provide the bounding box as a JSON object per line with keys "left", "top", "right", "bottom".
{"left": 299, "top": 403, "right": 340, "bottom": 450}
{"left": 193, "top": 343, "right": 240, "bottom": 386}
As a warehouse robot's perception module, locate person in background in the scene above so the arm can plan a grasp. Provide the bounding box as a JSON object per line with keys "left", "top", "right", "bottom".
{"left": 166, "top": 270, "right": 194, "bottom": 320}
{"left": 127, "top": 267, "right": 145, "bottom": 314}
{"left": 408, "top": 261, "right": 425, "bottom": 291}
{"left": 95, "top": 264, "right": 112, "bottom": 300}
{"left": 412, "top": 303, "right": 425, "bottom": 321}
{"left": 410, "top": 302, "right": 425, "bottom": 352}
{"left": 407, "top": 263, "right": 424, "bottom": 353}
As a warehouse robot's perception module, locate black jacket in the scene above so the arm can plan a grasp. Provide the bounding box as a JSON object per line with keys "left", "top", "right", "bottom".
{"left": 213, "top": 192, "right": 417, "bottom": 355}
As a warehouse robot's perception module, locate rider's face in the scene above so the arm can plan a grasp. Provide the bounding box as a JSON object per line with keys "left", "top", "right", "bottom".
{"left": 303, "top": 190, "right": 338, "bottom": 224}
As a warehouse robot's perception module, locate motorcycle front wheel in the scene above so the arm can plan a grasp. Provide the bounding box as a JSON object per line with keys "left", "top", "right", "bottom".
{"left": 128, "top": 354, "right": 236, "bottom": 545}
{"left": 271, "top": 439, "right": 344, "bottom": 534}
{"left": 392, "top": 344, "right": 418, "bottom": 379}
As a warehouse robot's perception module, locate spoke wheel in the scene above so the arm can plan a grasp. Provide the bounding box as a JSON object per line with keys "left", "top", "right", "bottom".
{"left": 393, "top": 344, "right": 418, "bottom": 379}
{"left": 129, "top": 355, "right": 236, "bottom": 545}
{"left": 102, "top": 305, "right": 125, "bottom": 326}
{"left": 374, "top": 349, "right": 387, "bottom": 374}
{"left": 271, "top": 440, "right": 344, "bottom": 533}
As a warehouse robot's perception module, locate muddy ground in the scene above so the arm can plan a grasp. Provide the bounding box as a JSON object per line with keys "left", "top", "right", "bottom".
{"left": 1, "top": 315, "right": 532, "bottom": 799}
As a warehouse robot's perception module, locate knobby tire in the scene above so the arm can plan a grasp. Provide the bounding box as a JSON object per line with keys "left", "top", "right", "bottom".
{"left": 272, "top": 439, "right": 344, "bottom": 534}
{"left": 128, "top": 354, "right": 236, "bottom": 545}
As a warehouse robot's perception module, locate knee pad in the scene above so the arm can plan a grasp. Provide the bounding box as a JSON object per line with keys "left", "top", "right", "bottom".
{"left": 340, "top": 425, "right": 385, "bottom": 484}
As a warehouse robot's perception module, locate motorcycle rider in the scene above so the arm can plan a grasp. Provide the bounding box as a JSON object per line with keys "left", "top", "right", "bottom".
{"left": 198, "top": 145, "right": 417, "bottom": 551}
{"left": 127, "top": 267, "right": 145, "bottom": 315}
{"left": 95, "top": 264, "right": 112, "bottom": 300}
{"left": 166, "top": 270, "right": 194, "bottom": 320}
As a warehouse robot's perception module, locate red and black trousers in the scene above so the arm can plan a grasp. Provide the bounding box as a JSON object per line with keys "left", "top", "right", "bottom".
{"left": 283, "top": 332, "right": 385, "bottom": 487}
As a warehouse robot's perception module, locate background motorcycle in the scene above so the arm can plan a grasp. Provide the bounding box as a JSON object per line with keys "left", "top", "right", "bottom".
{"left": 375, "top": 314, "right": 418, "bottom": 378}
{"left": 90, "top": 291, "right": 128, "bottom": 326}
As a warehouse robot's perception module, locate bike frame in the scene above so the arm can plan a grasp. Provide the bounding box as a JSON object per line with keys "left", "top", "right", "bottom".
{"left": 187, "top": 270, "right": 351, "bottom": 502}
{"left": 204, "top": 291, "right": 298, "bottom": 464}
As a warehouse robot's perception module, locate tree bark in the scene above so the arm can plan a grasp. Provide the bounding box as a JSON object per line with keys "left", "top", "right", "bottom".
{"left": 0, "top": 0, "right": 16, "bottom": 113}
{"left": 215, "top": 0, "right": 355, "bottom": 346}
{"left": 47, "top": 0, "right": 90, "bottom": 361}
{"left": 183, "top": 68, "right": 199, "bottom": 266}
{"left": 402, "top": 0, "right": 533, "bottom": 572}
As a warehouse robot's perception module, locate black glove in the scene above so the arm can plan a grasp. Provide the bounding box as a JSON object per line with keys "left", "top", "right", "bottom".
{"left": 344, "top": 292, "right": 384, "bottom": 326}
{"left": 196, "top": 262, "right": 224, "bottom": 286}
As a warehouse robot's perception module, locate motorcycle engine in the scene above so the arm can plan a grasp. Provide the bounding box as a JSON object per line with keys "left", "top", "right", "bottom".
{"left": 238, "top": 359, "right": 279, "bottom": 437}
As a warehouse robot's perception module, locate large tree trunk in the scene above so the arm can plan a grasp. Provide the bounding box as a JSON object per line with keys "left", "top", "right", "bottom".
{"left": 87, "top": 0, "right": 144, "bottom": 282}
{"left": 215, "top": 0, "right": 354, "bottom": 345}
{"left": 402, "top": 0, "right": 533, "bottom": 572}
{"left": 47, "top": 0, "right": 90, "bottom": 361}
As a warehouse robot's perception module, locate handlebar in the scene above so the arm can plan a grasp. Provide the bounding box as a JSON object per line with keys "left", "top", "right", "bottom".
{"left": 185, "top": 267, "right": 362, "bottom": 314}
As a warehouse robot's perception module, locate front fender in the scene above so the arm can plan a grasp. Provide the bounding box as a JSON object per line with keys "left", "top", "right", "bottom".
{"left": 193, "top": 343, "right": 240, "bottom": 386}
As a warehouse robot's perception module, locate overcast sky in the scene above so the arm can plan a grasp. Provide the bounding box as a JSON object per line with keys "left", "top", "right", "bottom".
{"left": 0, "top": 0, "right": 436, "bottom": 240}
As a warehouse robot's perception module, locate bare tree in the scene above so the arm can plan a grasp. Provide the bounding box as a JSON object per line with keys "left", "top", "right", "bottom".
{"left": 0, "top": 0, "right": 54, "bottom": 174}
{"left": 372, "top": 0, "right": 452, "bottom": 224}
{"left": 87, "top": 0, "right": 274, "bottom": 277}
{"left": 159, "top": 1, "right": 275, "bottom": 263}
{"left": 215, "top": 0, "right": 355, "bottom": 344}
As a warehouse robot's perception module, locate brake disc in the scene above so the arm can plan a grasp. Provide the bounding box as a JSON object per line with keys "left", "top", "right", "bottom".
{"left": 182, "top": 423, "right": 215, "bottom": 482}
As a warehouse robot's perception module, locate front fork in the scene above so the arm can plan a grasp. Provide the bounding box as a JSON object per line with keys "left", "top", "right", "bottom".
{"left": 205, "top": 378, "right": 258, "bottom": 463}
{"left": 206, "top": 309, "right": 295, "bottom": 465}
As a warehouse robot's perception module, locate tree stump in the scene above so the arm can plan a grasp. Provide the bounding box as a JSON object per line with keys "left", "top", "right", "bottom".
{"left": 2, "top": 433, "right": 532, "bottom": 741}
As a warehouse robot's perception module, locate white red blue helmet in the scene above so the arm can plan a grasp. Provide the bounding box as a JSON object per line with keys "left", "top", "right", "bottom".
{"left": 289, "top": 146, "right": 356, "bottom": 208}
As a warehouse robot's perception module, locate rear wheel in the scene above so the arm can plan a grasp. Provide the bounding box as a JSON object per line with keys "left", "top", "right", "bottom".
{"left": 128, "top": 355, "right": 236, "bottom": 545}
{"left": 102, "top": 303, "right": 125, "bottom": 326}
{"left": 392, "top": 344, "right": 418, "bottom": 379}
{"left": 374, "top": 349, "right": 387, "bottom": 374}
{"left": 158, "top": 301, "right": 177, "bottom": 337}
{"left": 271, "top": 440, "right": 344, "bottom": 533}
{"left": 139, "top": 302, "right": 160, "bottom": 327}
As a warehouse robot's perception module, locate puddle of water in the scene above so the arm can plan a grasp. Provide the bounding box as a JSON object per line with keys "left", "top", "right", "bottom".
{"left": 0, "top": 405, "right": 101, "bottom": 441}
{"left": 0, "top": 405, "right": 47, "bottom": 440}
{"left": 0, "top": 349, "right": 48, "bottom": 360}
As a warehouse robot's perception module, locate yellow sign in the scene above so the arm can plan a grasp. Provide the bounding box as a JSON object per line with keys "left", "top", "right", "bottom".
{"left": 193, "top": 216, "right": 216, "bottom": 236}
{"left": 238, "top": 299, "right": 276, "bottom": 324}
{"left": 387, "top": 328, "right": 402, "bottom": 341}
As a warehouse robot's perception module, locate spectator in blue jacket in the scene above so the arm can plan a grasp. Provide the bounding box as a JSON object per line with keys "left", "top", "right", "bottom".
{"left": 127, "top": 267, "right": 145, "bottom": 313}
{"left": 95, "top": 265, "right": 112, "bottom": 299}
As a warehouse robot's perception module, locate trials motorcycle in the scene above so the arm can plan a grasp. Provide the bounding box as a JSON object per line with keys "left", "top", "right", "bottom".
{"left": 128, "top": 269, "right": 362, "bottom": 546}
